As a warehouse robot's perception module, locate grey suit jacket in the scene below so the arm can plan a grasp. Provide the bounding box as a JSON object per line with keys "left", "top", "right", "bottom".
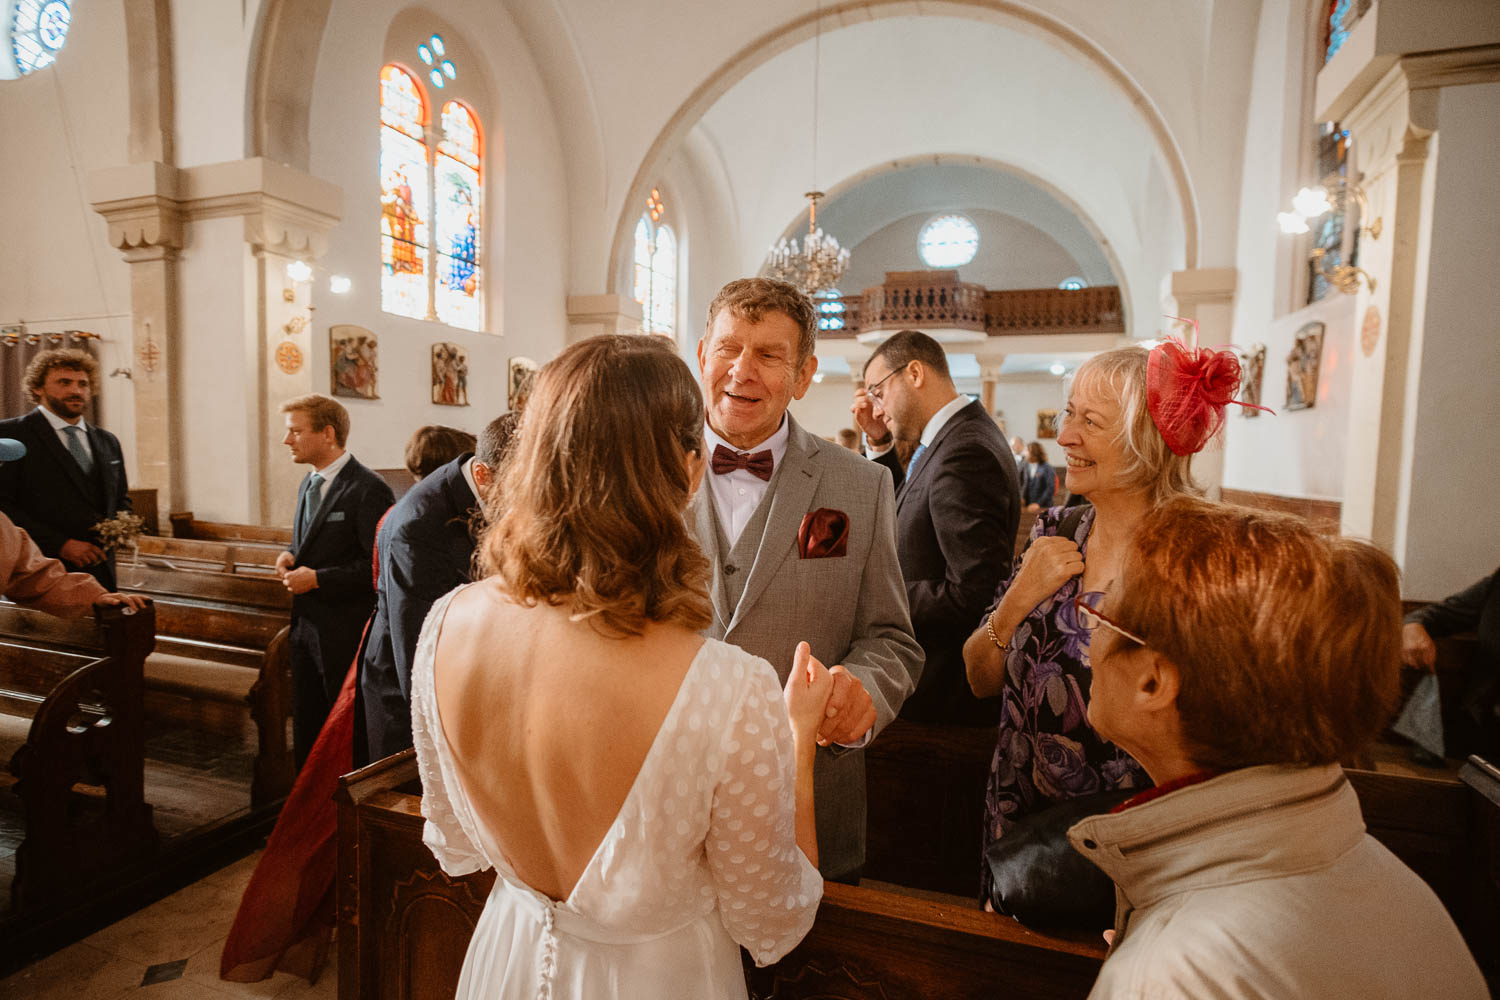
{"left": 690, "top": 414, "right": 922, "bottom": 879}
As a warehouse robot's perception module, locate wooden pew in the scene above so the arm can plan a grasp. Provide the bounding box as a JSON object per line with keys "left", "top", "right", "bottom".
{"left": 168, "top": 511, "right": 292, "bottom": 548}
{"left": 0, "top": 603, "right": 159, "bottom": 913}
{"left": 133, "top": 535, "right": 282, "bottom": 576}
{"left": 335, "top": 752, "right": 1108, "bottom": 1000}
{"left": 116, "top": 560, "right": 295, "bottom": 807}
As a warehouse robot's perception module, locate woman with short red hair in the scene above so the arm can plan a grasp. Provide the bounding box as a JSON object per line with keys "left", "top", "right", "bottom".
{"left": 1072, "top": 498, "right": 1486, "bottom": 999}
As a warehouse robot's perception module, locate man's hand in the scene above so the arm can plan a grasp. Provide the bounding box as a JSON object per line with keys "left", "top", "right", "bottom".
{"left": 816, "top": 665, "right": 877, "bottom": 746}
{"left": 849, "top": 386, "right": 891, "bottom": 446}
{"left": 1401, "top": 622, "right": 1437, "bottom": 672}
{"left": 274, "top": 550, "right": 295, "bottom": 579}
{"left": 96, "top": 592, "right": 150, "bottom": 612}
{"left": 283, "top": 566, "right": 319, "bottom": 595}
{"left": 60, "top": 538, "right": 105, "bottom": 567}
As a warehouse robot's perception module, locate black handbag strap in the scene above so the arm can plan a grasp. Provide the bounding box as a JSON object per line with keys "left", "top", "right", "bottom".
{"left": 1058, "top": 503, "right": 1093, "bottom": 544}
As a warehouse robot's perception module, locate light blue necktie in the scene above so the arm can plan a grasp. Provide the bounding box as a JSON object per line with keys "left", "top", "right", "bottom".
{"left": 62, "top": 425, "right": 93, "bottom": 476}
{"left": 907, "top": 442, "right": 928, "bottom": 476}
{"left": 301, "top": 472, "right": 325, "bottom": 532}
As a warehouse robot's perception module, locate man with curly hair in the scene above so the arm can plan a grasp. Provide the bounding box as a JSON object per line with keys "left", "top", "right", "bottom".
{"left": 0, "top": 349, "right": 132, "bottom": 589}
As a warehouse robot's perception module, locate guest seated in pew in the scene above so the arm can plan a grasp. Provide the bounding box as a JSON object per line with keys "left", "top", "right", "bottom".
{"left": 965, "top": 336, "right": 1258, "bottom": 902}
{"left": 358, "top": 413, "right": 518, "bottom": 766}
{"left": 413, "top": 335, "right": 829, "bottom": 998}
{"left": 1070, "top": 497, "right": 1488, "bottom": 999}
{"left": 0, "top": 436, "right": 146, "bottom": 616}
{"left": 1401, "top": 566, "right": 1499, "bottom": 762}
{"left": 1021, "top": 441, "right": 1056, "bottom": 511}
{"left": 403, "top": 424, "right": 477, "bottom": 482}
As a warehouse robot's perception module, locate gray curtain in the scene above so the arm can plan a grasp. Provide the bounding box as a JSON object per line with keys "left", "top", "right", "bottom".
{"left": 0, "top": 330, "right": 102, "bottom": 423}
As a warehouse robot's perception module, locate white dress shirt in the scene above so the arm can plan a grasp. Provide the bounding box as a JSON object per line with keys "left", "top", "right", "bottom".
{"left": 38, "top": 405, "right": 93, "bottom": 463}
{"left": 867, "top": 393, "right": 969, "bottom": 465}
{"left": 461, "top": 456, "right": 482, "bottom": 504}
{"left": 307, "top": 449, "right": 354, "bottom": 510}
{"left": 703, "top": 416, "right": 790, "bottom": 547}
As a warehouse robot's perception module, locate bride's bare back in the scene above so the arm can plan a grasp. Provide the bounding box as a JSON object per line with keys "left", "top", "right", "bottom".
{"left": 431, "top": 578, "right": 705, "bottom": 902}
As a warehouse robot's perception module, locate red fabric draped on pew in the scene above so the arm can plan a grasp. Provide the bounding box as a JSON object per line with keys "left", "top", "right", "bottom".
{"left": 219, "top": 512, "right": 389, "bottom": 984}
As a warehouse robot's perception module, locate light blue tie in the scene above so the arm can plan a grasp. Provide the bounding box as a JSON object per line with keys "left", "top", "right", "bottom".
{"left": 62, "top": 425, "right": 93, "bottom": 476}
{"left": 301, "top": 472, "right": 324, "bottom": 532}
{"left": 908, "top": 442, "right": 927, "bottom": 476}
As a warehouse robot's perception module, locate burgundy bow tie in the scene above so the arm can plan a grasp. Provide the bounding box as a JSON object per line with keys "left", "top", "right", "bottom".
{"left": 710, "top": 444, "right": 774, "bottom": 481}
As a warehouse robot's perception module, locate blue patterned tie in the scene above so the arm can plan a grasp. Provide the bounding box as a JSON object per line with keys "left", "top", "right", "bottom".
{"left": 907, "top": 442, "right": 928, "bottom": 476}
{"left": 301, "top": 472, "right": 324, "bottom": 533}
{"left": 62, "top": 425, "right": 93, "bottom": 476}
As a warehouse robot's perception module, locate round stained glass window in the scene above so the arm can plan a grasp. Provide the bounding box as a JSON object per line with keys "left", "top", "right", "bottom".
{"left": 1059, "top": 277, "right": 1088, "bottom": 290}
{"left": 918, "top": 214, "right": 979, "bottom": 268}
{"left": 9, "top": 0, "right": 71, "bottom": 77}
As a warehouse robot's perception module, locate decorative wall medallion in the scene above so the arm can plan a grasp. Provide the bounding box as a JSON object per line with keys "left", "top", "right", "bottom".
{"left": 431, "top": 342, "right": 469, "bottom": 406}
{"left": 284, "top": 313, "right": 309, "bottom": 336}
{"left": 1036, "top": 408, "right": 1058, "bottom": 439}
{"left": 138, "top": 333, "right": 161, "bottom": 375}
{"left": 1286, "top": 322, "right": 1324, "bottom": 411}
{"left": 508, "top": 356, "right": 539, "bottom": 412}
{"left": 275, "top": 340, "right": 304, "bottom": 374}
{"left": 1240, "top": 344, "right": 1266, "bottom": 417}
{"left": 1360, "top": 304, "right": 1381, "bottom": 357}
{"left": 330, "top": 324, "right": 379, "bottom": 400}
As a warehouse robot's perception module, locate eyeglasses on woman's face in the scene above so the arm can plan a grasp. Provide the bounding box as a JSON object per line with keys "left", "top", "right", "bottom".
{"left": 1074, "top": 592, "right": 1148, "bottom": 647}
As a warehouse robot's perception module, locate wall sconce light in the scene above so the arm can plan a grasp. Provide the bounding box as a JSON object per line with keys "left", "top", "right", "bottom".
{"left": 1277, "top": 177, "right": 1383, "bottom": 295}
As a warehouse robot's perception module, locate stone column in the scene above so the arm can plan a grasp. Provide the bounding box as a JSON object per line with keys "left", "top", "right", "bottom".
{"left": 566, "top": 294, "right": 644, "bottom": 342}
{"left": 1169, "top": 267, "right": 1238, "bottom": 499}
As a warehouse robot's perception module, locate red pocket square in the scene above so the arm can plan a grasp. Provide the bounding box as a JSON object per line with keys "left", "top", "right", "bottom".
{"left": 798, "top": 508, "right": 850, "bottom": 559}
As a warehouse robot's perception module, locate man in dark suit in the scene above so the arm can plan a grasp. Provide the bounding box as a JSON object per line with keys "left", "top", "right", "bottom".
{"left": 276, "top": 393, "right": 395, "bottom": 769}
{"left": 357, "top": 413, "right": 518, "bottom": 766}
{"left": 853, "top": 330, "right": 1019, "bottom": 726}
{"left": 0, "top": 349, "right": 132, "bottom": 590}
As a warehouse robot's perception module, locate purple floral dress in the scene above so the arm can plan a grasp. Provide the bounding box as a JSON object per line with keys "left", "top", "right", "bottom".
{"left": 980, "top": 505, "right": 1146, "bottom": 898}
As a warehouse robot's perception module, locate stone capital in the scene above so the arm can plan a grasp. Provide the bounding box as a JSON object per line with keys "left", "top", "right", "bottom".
{"left": 88, "top": 161, "right": 184, "bottom": 255}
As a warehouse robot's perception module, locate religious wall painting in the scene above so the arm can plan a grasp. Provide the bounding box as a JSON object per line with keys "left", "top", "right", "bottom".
{"left": 1239, "top": 344, "right": 1266, "bottom": 417}
{"left": 431, "top": 342, "right": 469, "bottom": 406}
{"left": 1285, "top": 322, "right": 1324, "bottom": 411}
{"left": 1361, "top": 304, "right": 1382, "bottom": 357}
{"left": 330, "top": 325, "right": 379, "bottom": 400}
{"left": 1036, "top": 409, "right": 1058, "bottom": 439}
{"left": 508, "top": 356, "right": 539, "bottom": 412}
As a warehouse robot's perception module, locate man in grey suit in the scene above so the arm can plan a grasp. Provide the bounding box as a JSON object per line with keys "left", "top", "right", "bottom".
{"left": 690, "top": 277, "right": 922, "bottom": 882}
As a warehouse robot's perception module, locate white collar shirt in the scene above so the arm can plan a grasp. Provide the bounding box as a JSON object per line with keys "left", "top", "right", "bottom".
{"left": 38, "top": 405, "right": 92, "bottom": 461}
{"left": 866, "top": 394, "right": 968, "bottom": 462}
{"left": 461, "top": 457, "right": 482, "bottom": 505}
{"left": 309, "top": 449, "right": 354, "bottom": 505}
{"left": 703, "top": 415, "right": 790, "bottom": 549}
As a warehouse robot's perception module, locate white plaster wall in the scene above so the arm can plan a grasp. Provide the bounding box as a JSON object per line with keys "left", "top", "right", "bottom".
{"left": 300, "top": 0, "right": 570, "bottom": 471}
{"left": 1398, "top": 81, "right": 1500, "bottom": 599}
{"left": 0, "top": 0, "right": 136, "bottom": 461}
{"left": 989, "top": 378, "right": 1070, "bottom": 446}
{"left": 171, "top": 0, "right": 255, "bottom": 167}
{"left": 838, "top": 210, "right": 1088, "bottom": 295}
{"left": 789, "top": 372, "right": 1066, "bottom": 442}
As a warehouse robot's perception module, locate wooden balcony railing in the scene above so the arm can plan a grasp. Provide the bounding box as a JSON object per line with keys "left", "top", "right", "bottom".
{"left": 819, "top": 270, "right": 1124, "bottom": 339}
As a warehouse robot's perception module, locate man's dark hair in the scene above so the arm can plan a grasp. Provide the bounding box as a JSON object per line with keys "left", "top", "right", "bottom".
{"left": 476, "top": 412, "right": 520, "bottom": 470}
{"left": 865, "top": 329, "right": 951, "bottom": 382}
{"left": 404, "top": 425, "right": 477, "bottom": 479}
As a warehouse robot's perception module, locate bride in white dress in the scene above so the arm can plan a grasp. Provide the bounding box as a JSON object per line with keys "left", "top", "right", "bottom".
{"left": 411, "top": 334, "right": 831, "bottom": 999}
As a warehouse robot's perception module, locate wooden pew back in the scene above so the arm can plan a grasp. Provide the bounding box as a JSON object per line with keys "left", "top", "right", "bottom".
{"left": 168, "top": 512, "right": 291, "bottom": 547}
{"left": 132, "top": 536, "right": 282, "bottom": 575}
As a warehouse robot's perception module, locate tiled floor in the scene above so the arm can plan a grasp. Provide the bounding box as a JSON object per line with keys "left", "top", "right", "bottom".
{"left": 0, "top": 851, "right": 338, "bottom": 999}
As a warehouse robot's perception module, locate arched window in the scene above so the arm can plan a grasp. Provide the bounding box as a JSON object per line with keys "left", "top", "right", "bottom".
{"left": 816, "top": 290, "right": 846, "bottom": 331}
{"left": 5, "top": 0, "right": 72, "bottom": 78}
{"left": 1058, "top": 277, "right": 1088, "bottom": 291}
{"left": 435, "top": 101, "right": 483, "bottom": 331}
{"left": 632, "top": 190, "right": 677, "bottom": 337}
{"left": 1306, "top": 122, "right": 1355, "bottom": 305}
{"left": 380, "top": 53, "right": 485, "bottom": 330}
{"left": 380, "top": 65, "right": 431, "bottom": 321}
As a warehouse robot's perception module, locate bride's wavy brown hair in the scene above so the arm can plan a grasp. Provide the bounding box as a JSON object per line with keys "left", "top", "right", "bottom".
{"left": 479, "top": 335, "right": 712, "bottom": 637}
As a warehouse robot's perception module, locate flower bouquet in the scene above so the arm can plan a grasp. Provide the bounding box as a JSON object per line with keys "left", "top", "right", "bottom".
{"left": 92, "top": 509, "right": 146, "bottom": 557}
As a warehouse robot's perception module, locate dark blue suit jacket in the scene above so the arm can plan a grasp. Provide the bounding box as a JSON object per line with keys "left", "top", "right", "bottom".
{"left": 875, "top": 401, "right": 1019, "bottom": 726}
{"left": 358, "top": 455, "right": 479, "bottom": 764}
{"left": 289, "top": 455, "right": 394, "bottom": 683}
{"left": 0, "top": 408, "right": 131, "bottom": 589}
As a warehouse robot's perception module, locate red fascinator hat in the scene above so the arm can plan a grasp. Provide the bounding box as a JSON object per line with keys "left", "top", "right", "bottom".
{"left": 1147, "top": 317, "right": 1273, "bottom": 456}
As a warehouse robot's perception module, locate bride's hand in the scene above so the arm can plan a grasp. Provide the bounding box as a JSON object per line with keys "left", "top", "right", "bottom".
{"left": 784, "top": 641, "right": 833, "bottom": 744}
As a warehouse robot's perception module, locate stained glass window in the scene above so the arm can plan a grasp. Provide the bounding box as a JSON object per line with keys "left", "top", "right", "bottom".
{"left": 9, "top": 0, "right": 71, "bottom": 76}
{"left": 918, "top": 215, "right": 980, "bottom": 268}
{"left": 380, "top": 65, "right": 430, "bottom": 321}
{"left": 633, "top": 205, "right": 678, "bottom": 337}
{"left": 816, "top": 290, "right": 846, "bottom": 331}
{"left": 435, "top": 101, "right": 483, "bottom": 331}
{"left": 1324, "top": 0, "right": 1352, "bottom": 64}
{"left": 1306, "top": 122, "right": 1357, "bottom": 305}
{"left": 1059, "top": 277, "right": 1088, "bottom": 290}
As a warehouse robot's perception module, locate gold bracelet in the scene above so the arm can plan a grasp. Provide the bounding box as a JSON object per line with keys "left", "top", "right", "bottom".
{"left": 985, "top": 614, "right": 1010, "bottom": 652}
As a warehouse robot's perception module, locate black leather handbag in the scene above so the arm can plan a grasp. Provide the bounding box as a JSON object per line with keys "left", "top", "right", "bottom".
{"left": 983, "top": 788, "right": 1133, "bottom": 928}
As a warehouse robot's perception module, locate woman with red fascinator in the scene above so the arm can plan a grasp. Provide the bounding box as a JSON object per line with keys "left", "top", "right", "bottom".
{"left": 964, "top": 328, "right": 1258, "bottom": 914}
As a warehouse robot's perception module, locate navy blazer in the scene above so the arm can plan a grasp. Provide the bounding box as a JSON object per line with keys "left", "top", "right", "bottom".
{"left": 290, "top": 454, "right": 395, "bottom": 620}
{"left": 358, "top": 454, "right": 479, "bottom": 764}
{"left": 875, "top": 401, "right": 1019, "bottom": 726}
{"left": 0, "top": 407, "right": 131, "bottom": 589}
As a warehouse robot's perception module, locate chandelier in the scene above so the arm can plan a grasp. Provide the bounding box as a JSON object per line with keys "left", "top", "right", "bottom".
{"left": 765, "top": 191, "right": 849, "bottom": 296}
{"left": 762, "top": 0, "right": 849, "bottom": 297}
